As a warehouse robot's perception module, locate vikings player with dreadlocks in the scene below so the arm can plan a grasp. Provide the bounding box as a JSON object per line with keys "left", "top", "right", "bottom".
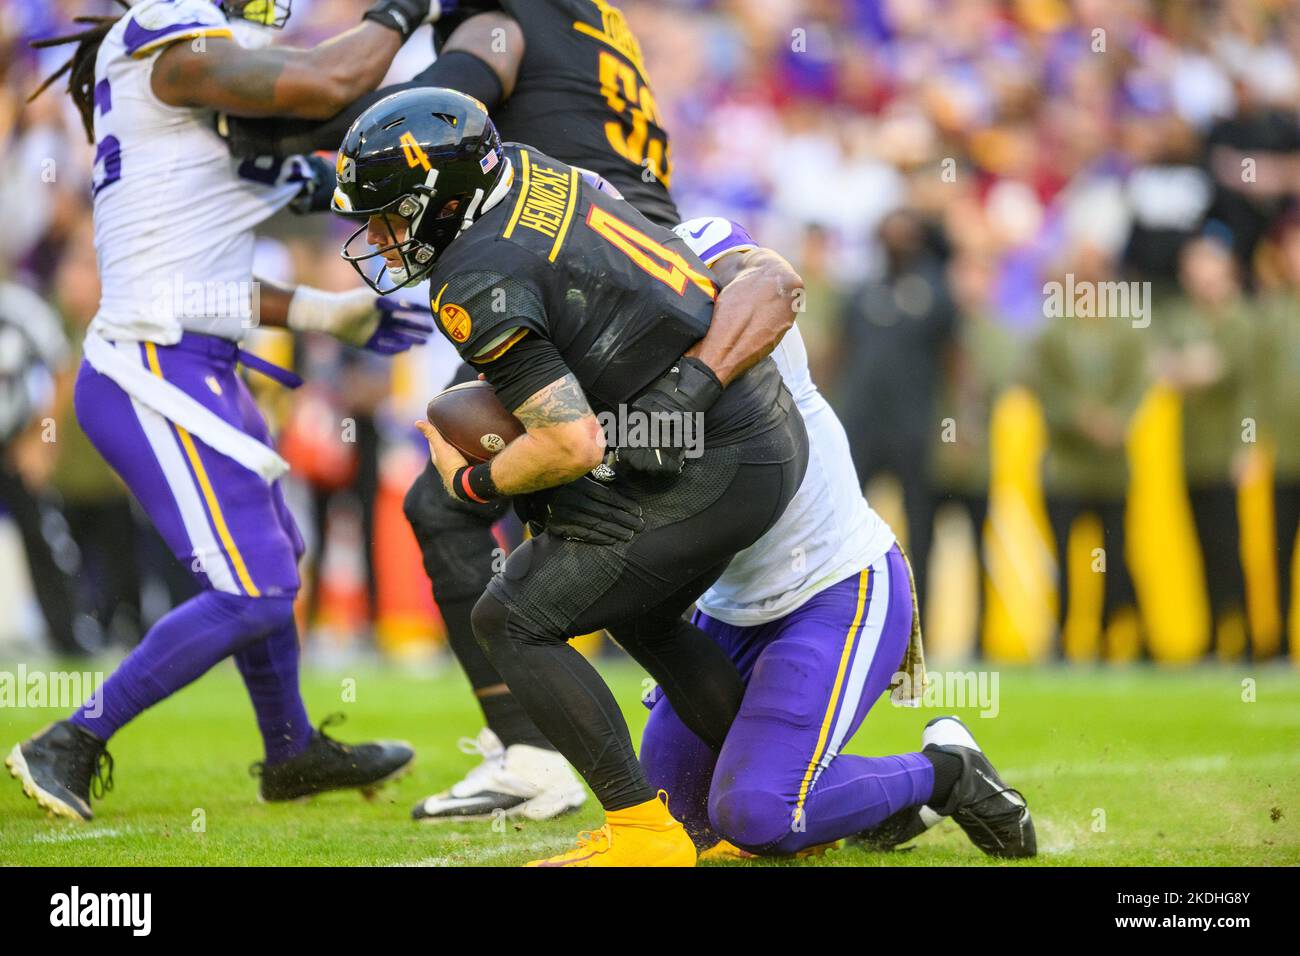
{"left": 6, "top": 0, "right": 446, "bottom": 821}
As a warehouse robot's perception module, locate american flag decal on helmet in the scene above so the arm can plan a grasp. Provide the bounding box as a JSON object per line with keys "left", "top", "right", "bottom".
{"left": 480, "top": 150, "right": 499, "bottom": 174}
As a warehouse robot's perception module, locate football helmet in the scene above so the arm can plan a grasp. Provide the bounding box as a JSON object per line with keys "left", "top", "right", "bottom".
{"left": 332, "top": 88, "right": 506, "bottom": 293}
{"left": 220, "top": 1, "right": 293, "bottom": 29}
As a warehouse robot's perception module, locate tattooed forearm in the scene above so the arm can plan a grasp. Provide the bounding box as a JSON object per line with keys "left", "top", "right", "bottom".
{"left": 516, "top": 374, "right": 593, "bottom": 429}
{"left": 488, "top": 375, "right": 604, "bottom": 495}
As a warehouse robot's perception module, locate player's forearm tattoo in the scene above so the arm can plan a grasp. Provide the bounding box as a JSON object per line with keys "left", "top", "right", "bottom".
{"left": 516, "top": 374, "right": 592, "bottom": 429}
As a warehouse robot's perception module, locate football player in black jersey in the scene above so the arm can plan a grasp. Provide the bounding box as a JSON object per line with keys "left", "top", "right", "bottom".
{"left": 228, "top": 0, "right": 808, "bottom": 825}
{"left": 225, "top": 0, "right": 676, "bottom": 224}
{"left": 332, "top": 88, "right": 808, "bottom": 865}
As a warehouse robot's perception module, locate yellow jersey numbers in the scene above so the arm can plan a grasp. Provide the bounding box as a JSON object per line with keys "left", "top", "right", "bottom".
{"left": 585, "top": 205, "right": 715, "bottom": 300}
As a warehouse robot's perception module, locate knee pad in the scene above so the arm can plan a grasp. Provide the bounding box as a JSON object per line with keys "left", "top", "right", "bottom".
{"left": 190, "top": 591, "right": 296, "bottom": 658}
{"left": 708, "top": 786, "right": 798, "bottom": 854}
{"left": 469, "top": 591, "right": 511, "bottom": 659}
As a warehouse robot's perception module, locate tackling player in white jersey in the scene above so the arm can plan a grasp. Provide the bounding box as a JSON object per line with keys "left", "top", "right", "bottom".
{"left": 8, "top": 0, "right": 444, "bottom": 821}
{"left": 625, "top": 217, "right": 1037, "bottom": 859}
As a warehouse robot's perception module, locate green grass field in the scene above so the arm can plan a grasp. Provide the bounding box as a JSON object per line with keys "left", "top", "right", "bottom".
{"left": 1, "top": 659, "right": 1297, "bottom": 866}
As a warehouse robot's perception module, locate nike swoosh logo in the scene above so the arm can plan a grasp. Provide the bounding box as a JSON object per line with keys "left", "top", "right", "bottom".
{"left": 688, "top": 224, "right": 711, "bottom": 239}
{"left": 420, "top": 794, "right": 521, "bottom": 814}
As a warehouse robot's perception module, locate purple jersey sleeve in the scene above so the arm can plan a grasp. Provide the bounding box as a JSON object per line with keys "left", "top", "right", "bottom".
{"left": 672, "top": 217, "right": 757, "bottom": 266}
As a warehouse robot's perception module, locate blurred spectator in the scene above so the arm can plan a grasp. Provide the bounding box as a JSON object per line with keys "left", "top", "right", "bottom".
{"left": 1153, "top": 235, "right": 1258, "bottom": 648}
{"left": 0, "top": 277, "right": 81, "bottom": 654}
{"left": 933, "top": 247, "right": 1024, "bottom": 626}
{"left": 1260, "top": 218, "right": 1300, "bottom": 646}
{"left": 1026, "top": 244, "right": 1148, "bottom": 651}
{"left": 836, "top": 208, "right": 957, "bottom": 603}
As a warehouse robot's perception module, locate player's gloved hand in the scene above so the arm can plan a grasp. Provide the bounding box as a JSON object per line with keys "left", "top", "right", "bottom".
{"left": 613, "top": 356, "right": 723, "bottom": 480}
{"left": 286, "top": 287, "right": 433, "bottom": 354}
{"left": 530, "top": 477, "right": 644, "bottom": 545}
{"left": 363, "top": 0, "right": 438, "bottom": 39}
{"left": 365, "top": 296, "right": 435, "bottom": 354}
{"left": 286, "top": 154, "right": 337, "bottom": 215}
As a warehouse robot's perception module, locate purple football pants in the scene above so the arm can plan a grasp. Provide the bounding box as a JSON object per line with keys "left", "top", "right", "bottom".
{"left": 641, "top": 544, "right": 934, "bottom": 854}
{"left": 68, "top": 335, "right": 311, "bottom": 762}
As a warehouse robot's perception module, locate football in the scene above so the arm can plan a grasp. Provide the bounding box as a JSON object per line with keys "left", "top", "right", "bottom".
{"left": 425, "top": 380, "right": 525, "bottom": 463}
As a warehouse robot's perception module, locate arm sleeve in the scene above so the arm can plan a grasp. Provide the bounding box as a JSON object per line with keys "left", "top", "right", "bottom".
{"left": 478, "top": 332, "right": 574, "bottom": 413}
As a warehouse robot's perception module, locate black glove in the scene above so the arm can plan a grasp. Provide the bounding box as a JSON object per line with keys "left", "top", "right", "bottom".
{"left": 363, "top": 0, "right": 434, "bottom": 40}
{"left": 530, "top": 476, "right": 644, "bottom": 546}
{"left": 288, "top": 154, "right": 337, "bottom": 214}
{"left": 614, "top": 357, "right": 723, "bottom": 481}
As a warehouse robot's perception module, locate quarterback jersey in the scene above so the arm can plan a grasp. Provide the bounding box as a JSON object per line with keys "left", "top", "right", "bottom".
{"left": 677, "top": 218, "right": 898, "bottom": 626}
{"left": 90, "top": 0, "right": 304, "bottom": 344}
{"left": 490, "top": 0, "right": 679, "bottom": 228}
{"left": 427, "top": 145, "right": 786, "bottom": 446}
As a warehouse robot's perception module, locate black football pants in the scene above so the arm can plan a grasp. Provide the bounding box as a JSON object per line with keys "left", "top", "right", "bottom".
{"left": 471, "top": 410, "right": 808, "bottom": 811}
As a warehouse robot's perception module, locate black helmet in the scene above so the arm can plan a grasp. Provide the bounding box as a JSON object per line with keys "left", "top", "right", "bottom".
{"left": 332, "top": 88, "right": 506, "bottom": 293}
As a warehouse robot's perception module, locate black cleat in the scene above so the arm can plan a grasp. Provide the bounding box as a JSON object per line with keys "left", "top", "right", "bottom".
{"left": 925, "top": 716, "right": 1036, "bottom": 858}
{"left": 853, "top": 803, "right": 940, "bottom": 851}
{"left": 253, "top": 714, "right": 413, "bottom": 802}
{"left": 854, "top": 715, "right": 1034, "bottom": 856}
{"left": 6, "top": 720, "right": 114, "bottom": 822}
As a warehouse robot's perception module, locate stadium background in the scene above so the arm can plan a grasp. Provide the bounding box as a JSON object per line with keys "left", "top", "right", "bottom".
{"left": 2, "top": 0, "right": 1300, "bottom": 672}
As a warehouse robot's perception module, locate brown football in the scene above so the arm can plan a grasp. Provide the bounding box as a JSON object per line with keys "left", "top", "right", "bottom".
{"left": 425, "top": 380, "right": 525, "bottom": 463}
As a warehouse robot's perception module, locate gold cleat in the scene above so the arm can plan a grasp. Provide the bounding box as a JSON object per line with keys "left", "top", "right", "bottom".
{"left": 699, "top": 838, "right": 842, "bottom": 862}
{"left": 526, "top": 791, "right": 696, "bottom": 867}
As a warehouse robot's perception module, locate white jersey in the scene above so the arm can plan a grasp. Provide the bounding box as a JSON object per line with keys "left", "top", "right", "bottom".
{"left": 675, "top": 218, "right": 897, "bottom": 626}
{"left": 90, "top": 0, "right": 304, "bottom": 344}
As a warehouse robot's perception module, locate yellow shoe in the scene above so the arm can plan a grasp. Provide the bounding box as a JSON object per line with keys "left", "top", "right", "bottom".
{"left": 699, "top": 838, "right": 842, "bottom": 862}
{"left": 699, "top": 839, "right": 753, "bottom": 861}
{"left": 526, "top": 792, "right": 696, "bottom": 867}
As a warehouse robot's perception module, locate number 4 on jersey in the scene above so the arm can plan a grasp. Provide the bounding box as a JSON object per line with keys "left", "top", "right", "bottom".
{"left": 585, "top": 205, "right": 715, "bottom": 300}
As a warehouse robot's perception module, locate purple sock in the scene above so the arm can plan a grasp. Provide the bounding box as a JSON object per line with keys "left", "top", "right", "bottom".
{"left": 234, "top": 619, "right": 312, "bottom": 764}
{"left": 71, "top": 591, "right": 296, "bottom": 742}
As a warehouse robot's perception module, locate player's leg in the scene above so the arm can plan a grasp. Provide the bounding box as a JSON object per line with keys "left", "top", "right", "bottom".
{"left": 187, "top": 355, "right": 414, "bottom": 801}
{"left": 708, "top": 546, "right": 1036, "bottom": 858}
{"left": 6, "top": 347, "right": 406, "bottom": 820}
{"left": 403, "top": 458, "right": 584, "bottom": 821}
{"left": 470, "top": 416, "right": 807, "bottom": 865}
{"left": 704, "top": 550, "right": 930, "bottom": 854}
{"left": 639, "top": 687, "right": 718, "bottom": 848}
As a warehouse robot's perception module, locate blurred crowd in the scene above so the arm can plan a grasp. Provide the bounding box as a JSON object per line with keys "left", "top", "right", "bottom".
{"left": 2, "top": 0, "right": 1299, "bottom": 662}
